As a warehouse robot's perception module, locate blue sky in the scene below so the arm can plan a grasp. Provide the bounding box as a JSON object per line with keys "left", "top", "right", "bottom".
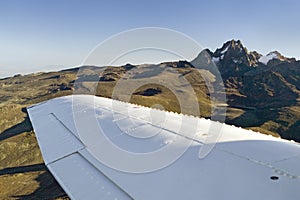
{"left": 0, "top": 0, "right": 299, "bottom": 77}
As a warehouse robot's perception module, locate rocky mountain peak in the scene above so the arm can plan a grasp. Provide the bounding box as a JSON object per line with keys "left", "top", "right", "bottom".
{"left": 204, "top": 40, "right": 261, "bottom": 77}
{"left": 213, "top": 39, "right": 245, "bottom": 57}
{"left": 209, "top": 39, "right": 260, "bottom": 68}
{"left": 192, "top": 39, "right": 298, "bottom": 78}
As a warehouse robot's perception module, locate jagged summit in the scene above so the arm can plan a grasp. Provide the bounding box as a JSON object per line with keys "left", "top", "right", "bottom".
{"left": 193, "top": 39, "right": 298, "bottom": 77}
{"left": 207, "top": 39, "right": 261, "bottom": 67}
{"left": 206, "top": 40, "right": 297, "bottom": 67}
{"left": 213, "top": 39, "right": 246, "bottom": 56}
{"left": 199, "top": 40, "right": 258, "bottom": 76}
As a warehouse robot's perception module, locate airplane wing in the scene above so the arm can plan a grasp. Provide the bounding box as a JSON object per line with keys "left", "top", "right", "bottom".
{"left": 27, "top": 95, "right": 300, "bottom": 200}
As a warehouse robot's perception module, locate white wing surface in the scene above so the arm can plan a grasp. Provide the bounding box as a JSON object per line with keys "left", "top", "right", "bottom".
{"left": 27, "top": 95, "right": 300, "bottom": 200}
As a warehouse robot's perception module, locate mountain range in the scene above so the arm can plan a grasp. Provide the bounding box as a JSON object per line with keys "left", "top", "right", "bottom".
{"left": 190, "top": 39, "right": 300, "bottom": 141}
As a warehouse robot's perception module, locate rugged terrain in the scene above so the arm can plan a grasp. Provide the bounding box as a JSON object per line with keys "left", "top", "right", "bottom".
{"left": 0, "top": 40, "right": 299, "bottom": 199}
{"left": 205, "top": 40, "right": 300, "bottom": 140}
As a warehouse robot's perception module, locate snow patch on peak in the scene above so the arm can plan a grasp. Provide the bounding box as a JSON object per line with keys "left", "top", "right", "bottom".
{"left": 259, "top": 52, "right": 279, "bottom": 65}
{"left": 221, "top": 46, "right": 229, "bottom": 54}
{"left": 212, "top": 57, "right": 220, "bottom": 63}
{"left": 211, "top": 54, "right": 224, "bottom": 63}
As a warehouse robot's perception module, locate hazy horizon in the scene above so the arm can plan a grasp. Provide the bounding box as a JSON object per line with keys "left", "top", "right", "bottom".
{"left": 1, "top": 0, "right": 300, "bottom": 78}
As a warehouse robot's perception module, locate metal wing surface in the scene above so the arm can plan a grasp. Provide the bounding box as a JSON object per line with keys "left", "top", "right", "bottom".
{"left": 27, "top": 95, "right": 300, "bottom": 200}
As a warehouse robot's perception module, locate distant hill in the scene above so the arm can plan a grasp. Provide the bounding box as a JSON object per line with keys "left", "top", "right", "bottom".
{"left": 0, "top": 40, "right": 299, "bottom": 199}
